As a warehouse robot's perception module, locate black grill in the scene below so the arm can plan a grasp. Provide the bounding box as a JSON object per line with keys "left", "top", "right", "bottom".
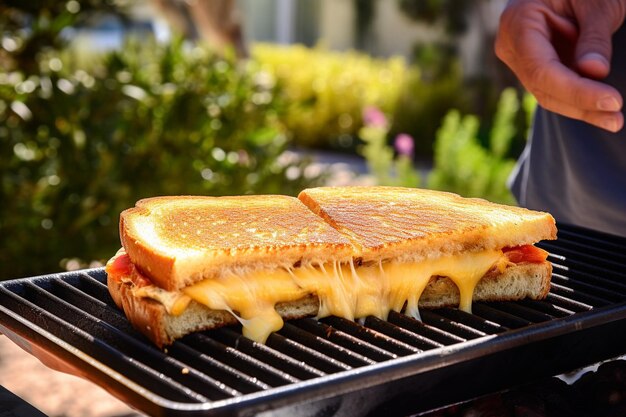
{"left": 2, "top": 223, "right": 626, "bottom": 416}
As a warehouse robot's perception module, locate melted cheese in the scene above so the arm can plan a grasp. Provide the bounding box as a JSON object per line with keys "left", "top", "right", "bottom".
{"left": 132, "top": 286, "right": 192, "bottom": 316}
{"left": 181, "top": 269, "right": 307, "bottom": 343}
{"left": 182, "top": 249, "right": 504, "bottom": 343}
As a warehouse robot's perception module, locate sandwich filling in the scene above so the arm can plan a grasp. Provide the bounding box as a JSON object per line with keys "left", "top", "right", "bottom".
{"left": 107, "top": 245, "right": 548, "bottom": 344}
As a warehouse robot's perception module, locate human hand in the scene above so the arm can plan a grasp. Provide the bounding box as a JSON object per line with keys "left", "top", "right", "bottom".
{"left": 495, "top": 0, "right": 626, "bottom": 132}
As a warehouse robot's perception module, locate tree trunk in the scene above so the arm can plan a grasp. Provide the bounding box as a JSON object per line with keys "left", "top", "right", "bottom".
{"left": 150, "top": 0, "right": 247, "bottom": 58}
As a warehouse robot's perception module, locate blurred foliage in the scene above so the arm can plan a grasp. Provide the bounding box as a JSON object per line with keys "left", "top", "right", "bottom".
{"left": 361, "top": 88, "right": 535, "bottom": 204}
{"left": 397, "top": 0, "right": 473, "bottom": 35}
{"left": 395, "top": 0, "right": 528, "bottom": 159}
{"left": 428, "top": 88, "right": 536, "bottom": 204}
{"left": 391, "top": 56, "right": 471, "bottom": 157}
{"left": 0, "top": 0, "right": 127, "bottom": 74}
{"left": 359, "top": 107, "right": 420, "bottom": 187}
{"left": 252, "top": 41, "right": 519, "bottom": 163}
{"left": 394, "top": 40, "right": 531, "bottom": 159}
{"left": 0, "top": 5, "right": 322, "bottom": 280}
{"left": 360, "top": 123, "right": 396, "bottom": 185}
{"left": 252, "top": 43, "right": 406, "bottom": 151}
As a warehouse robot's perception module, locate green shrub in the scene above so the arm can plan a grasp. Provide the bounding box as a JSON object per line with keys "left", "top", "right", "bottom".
{"left": 428, "top": 88, "right": 534, "bottom": 204}
{"left": 360, "top": 88, "right": 534, "bottom": 204}
{"left": 252, "top": 43, "right": 407, "bottom": 150}
{"left": 0, "top": 37, "right": 322, "bottom": 280}
{"left": 358, "top": 107, "right": 420, "bottom": 187}
{"left": 0, "top": 0, "right": 125, "bottom": 74}
{"left": 390, "top": 59, "right": 472, "bottom": 157}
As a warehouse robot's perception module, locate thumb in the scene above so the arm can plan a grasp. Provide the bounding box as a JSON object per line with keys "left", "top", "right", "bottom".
{"left": 575, "top": 14, "right": 615, "bottom": 79}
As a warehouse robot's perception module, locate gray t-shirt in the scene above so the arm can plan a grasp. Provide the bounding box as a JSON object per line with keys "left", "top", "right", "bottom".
{"left": 509, "top": 25, "right": 626, "bottom": 236}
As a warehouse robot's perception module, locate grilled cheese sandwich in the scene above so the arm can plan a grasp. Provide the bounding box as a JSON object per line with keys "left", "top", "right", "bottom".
{"left": 106, "top": 187, "right": 557, "bottom": 347}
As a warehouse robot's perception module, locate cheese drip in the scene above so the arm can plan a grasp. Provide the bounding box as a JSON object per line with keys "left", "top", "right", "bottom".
{"left": 183, "top": 249, "right": 503, "bottom": 343}
{"left": 182, "top": 270, "right": 307, "bottom": 343}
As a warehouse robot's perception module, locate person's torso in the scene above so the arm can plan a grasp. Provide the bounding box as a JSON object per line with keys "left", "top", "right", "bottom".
{"left": 510, "top": 24, "right": 626, "bottom": 236}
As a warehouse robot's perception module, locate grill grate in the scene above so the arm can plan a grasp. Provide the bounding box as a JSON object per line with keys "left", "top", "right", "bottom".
{"left": 2, "top": 223, "right": 626, "bottom": 416}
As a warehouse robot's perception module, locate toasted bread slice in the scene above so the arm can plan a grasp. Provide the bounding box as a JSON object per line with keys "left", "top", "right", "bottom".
{"left": 120, "top": 195, "right": 355, "bottom": 291}
{"left": 110, "top": 187, "right": 557, "bottom": 346}
{"left": 108, "top": 261, "right": 551, "bottom": 347}
{"left": 108, "top": 274, "right": 320, "bottom": 347}
{"left": 298, "top": 186, "right": 557, "bottom": 262}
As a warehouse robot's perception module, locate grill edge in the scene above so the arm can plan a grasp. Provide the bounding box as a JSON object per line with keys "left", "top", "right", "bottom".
{"left": 2, "top": 223, "right": 626, "bottom": 416}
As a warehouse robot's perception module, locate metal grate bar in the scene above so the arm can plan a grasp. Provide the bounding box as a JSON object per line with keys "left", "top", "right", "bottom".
{"left": 73, "top": 271, "right": 116, "bottom": 303}
{"left": 548, "top": 224, "right": 626, "bottom": 248}
{"left": 545, "top": 292, "right": 593, "bottom": 312}
{"left": 322, "top": 316, "right": 421, "bottom": 356}
{"left": 551, "top": 273, "right": 626, "bottom": 303}
{"left": 362, "top": 316, "right": 444, "bottom": 351}
{"left": 420, "top": 310, "right": 487, "bottom": 340}
{"left": 553, "top": 268, "right": 626, "bottom": 297}
{"left": 278, "top": 322, "right": 375, "bottom": 368}
{"left": 387, "top": 311, "right": 467, "bottom": 345}
{"left": 548, "top": 252, "right": 626, "bottom": 283}
{"left": 211, "top": 327, "right": 328, "bottom": 380}
{"left": 47, "top": 277, "right": 139, "bottom": 332}
{"left": 547, "top": 229, "right": 626, "bottom": 262}
{"left": 50, "top": 276, "right": 281, "bottom": 395}
{"left": 541, "top": 241, "right": 626, "bottom": 270}
{"left": 265, "top": 332, "right": 353, "bottom": 374}
{"left": 517, "top": 299, "right": 574, "bottom": 318}
{"left": 471, "top": 303, "right": 531, "bottom": 329}
{"left": 166, "top": 343, "right": 272, "bottom": 393}
{"left": 430, "top": 308, "right": 508, "bottom": 334}
{"left": 22, "top": 282, "right": 241, "bottom": 400}
{"left": 487, "top": 301, "right": 556, "bottom": 323}
{"left": 183, "top": 333, "right": 301, "bottom": 387}
{"left": 549, "top": 282, "right": 612, "bottom": 308}
{"left": 0, "top": 285, "right": 208, "bottom": 403}
{"left": 292, "top": 318, "right": 398, "bottom": 362}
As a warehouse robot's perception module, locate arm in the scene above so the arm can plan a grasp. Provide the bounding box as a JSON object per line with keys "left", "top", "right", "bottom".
{"left": 495, "top": 0, "right": 626, "bottom": 132}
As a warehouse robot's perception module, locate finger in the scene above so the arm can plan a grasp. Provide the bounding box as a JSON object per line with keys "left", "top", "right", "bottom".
{"left": 520, "top": 48, "right": 622, "bottom": 113}
{"left": 495, "top": 4, "right": 577, "bottom": 65}
{"left": 577, "top": 53, "right": 610, "bottom": 80}
{"left": 537, "top": 93, "right": 624, "bottom": 132}
{"left": 575, "top": 13, "right": 614, "bottom": 79}
{"left": 497, "top": 9, "right": 608, "bottom": 111}
{"left": 522, "top": 57, "right": 624, "bottom": 131}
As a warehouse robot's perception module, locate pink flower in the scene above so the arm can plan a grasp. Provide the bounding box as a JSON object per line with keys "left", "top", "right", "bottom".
{"left": 363, "top": 106, "right": 388, "bottom": 128}
{"left": 394, "top": 133, "right": 414, "bottom": 157}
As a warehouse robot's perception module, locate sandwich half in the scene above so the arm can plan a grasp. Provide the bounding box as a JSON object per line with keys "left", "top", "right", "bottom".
{"left": 298, "top": 186, "right": 556, "bottom": 316}
{"left": 106, "top": 187, "right": 557, "bottom": 347}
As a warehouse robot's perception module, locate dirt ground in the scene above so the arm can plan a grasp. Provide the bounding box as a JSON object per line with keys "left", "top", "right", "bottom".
{"left": 0, "top": 335, "right": 143, "bottom": 417}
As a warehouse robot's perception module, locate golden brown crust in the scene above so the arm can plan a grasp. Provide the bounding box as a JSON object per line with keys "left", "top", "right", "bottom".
{"left": 299, "top": 186, "right": 557, "bottom": 262}
{"left": 120, "top": 212, "right": 175, "bottom": 290}
{"left": 108, "top": 274, "right": 170, "bottom": 346}
{"left": 120, "top": 195, "right": 355, "bottom": 291}
{"left": 120, "top": 188, "right": 556, "bottom": 290}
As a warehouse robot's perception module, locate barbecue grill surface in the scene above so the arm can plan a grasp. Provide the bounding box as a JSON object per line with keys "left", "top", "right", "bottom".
{"left": 2, "top": 224, "right": 626, "bottom": 417}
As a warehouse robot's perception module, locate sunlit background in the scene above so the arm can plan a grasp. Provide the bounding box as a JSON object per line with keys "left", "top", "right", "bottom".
{"left": 0, "top": 0, "right": 534, "bottom": 281}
